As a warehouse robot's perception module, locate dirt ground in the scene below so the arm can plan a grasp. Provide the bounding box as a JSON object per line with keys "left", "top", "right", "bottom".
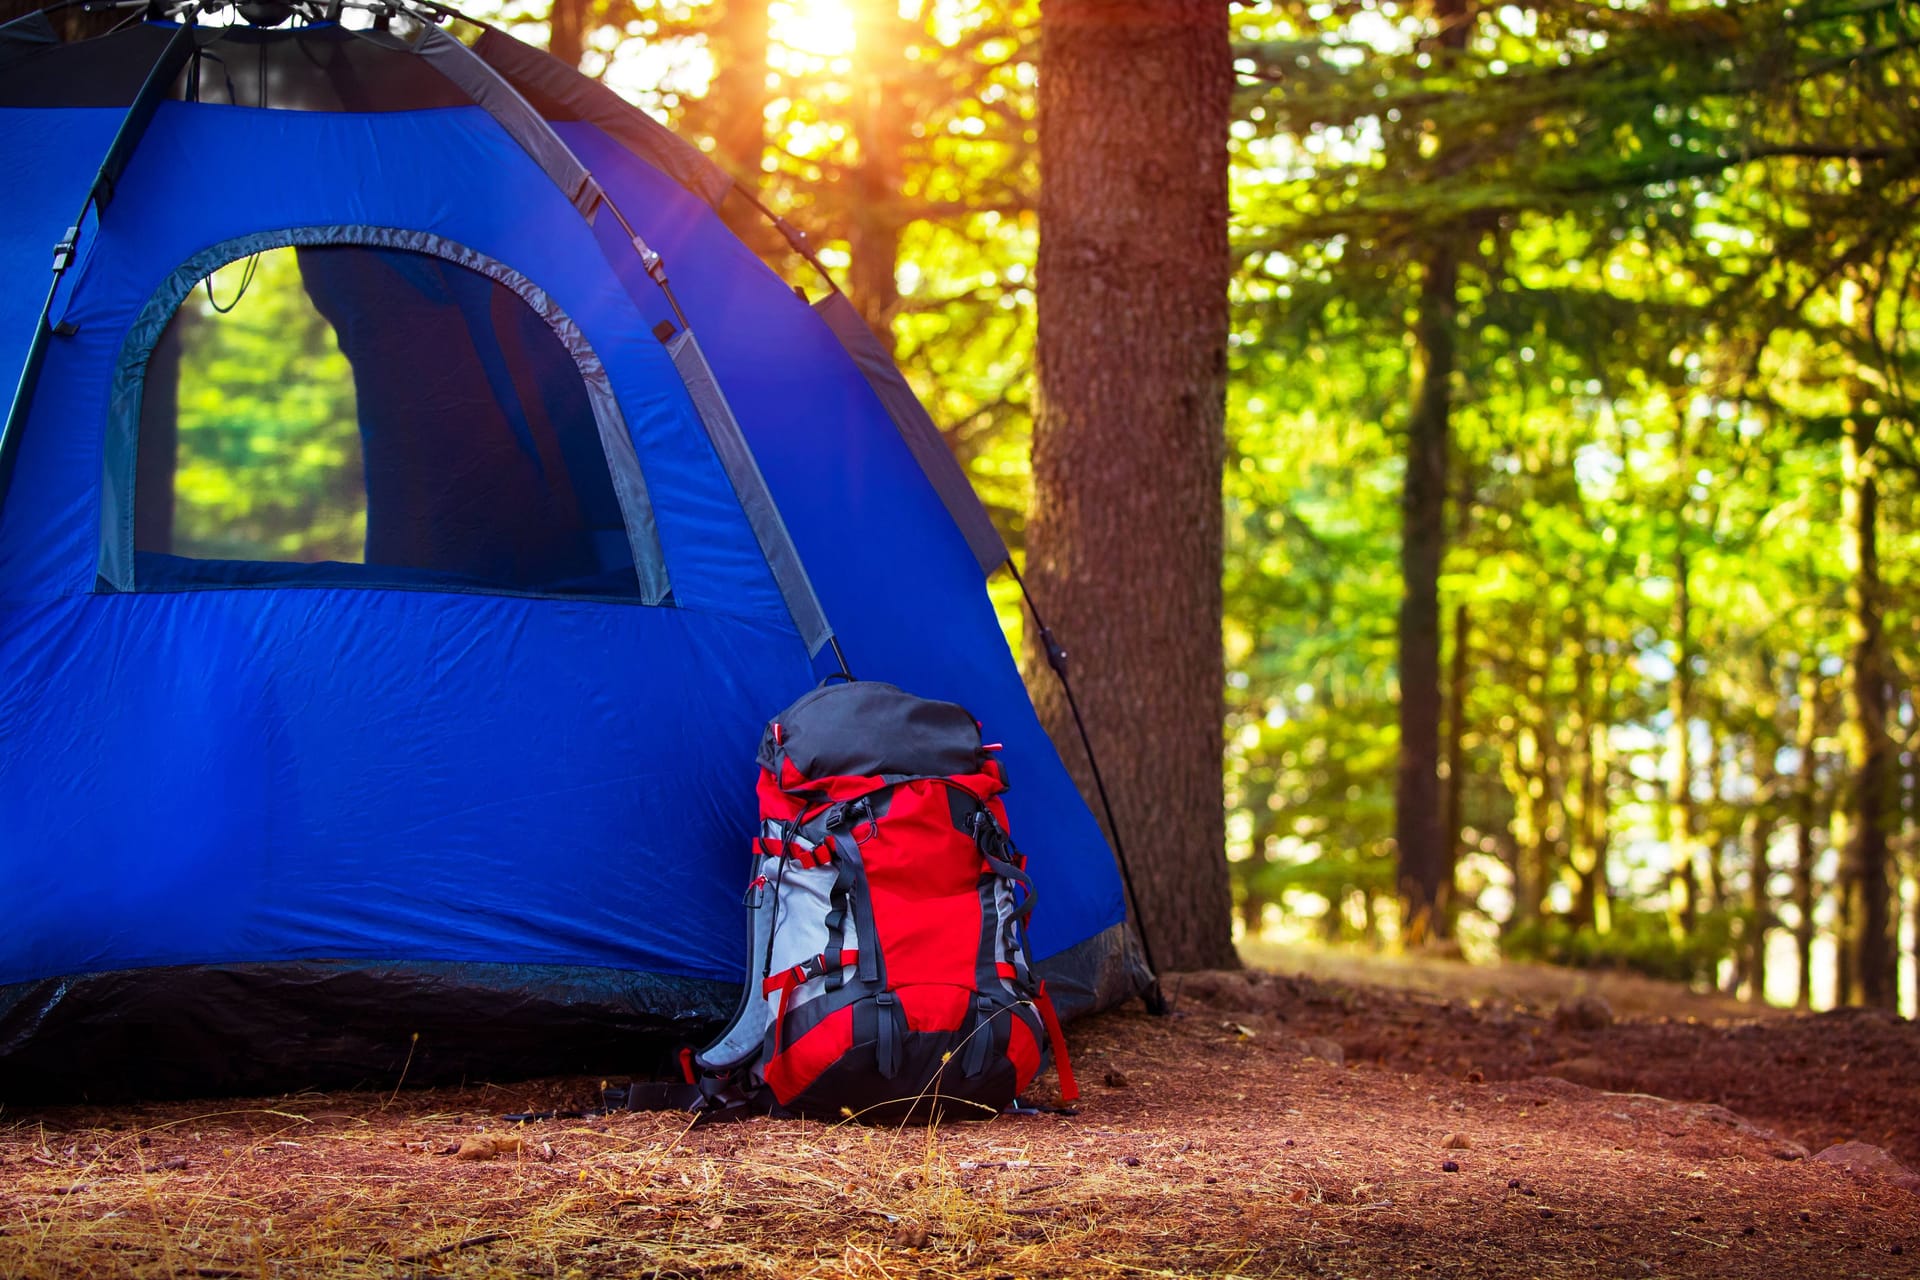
{"left": 3, "top": 952, "right": 1918, "bottom": 1279}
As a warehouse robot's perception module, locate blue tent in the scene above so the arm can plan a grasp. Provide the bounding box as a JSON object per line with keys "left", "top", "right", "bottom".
{"left": 0, "top": 3, "right": 1144, "bottom": 1099}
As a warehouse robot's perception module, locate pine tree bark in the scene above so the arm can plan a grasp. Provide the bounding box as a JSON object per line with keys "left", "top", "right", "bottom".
{"left": 1397, "top": 244, "right": 1455, "bottom": 940}
{"left": 1394, "top": 0, "right": 1470, "bottom": 942}
{"left": 1841, "top": 417, "right": 1897, "bottom": 1007}
{"left": 1028, "top": 0, "right": 1234, "bottom": 973}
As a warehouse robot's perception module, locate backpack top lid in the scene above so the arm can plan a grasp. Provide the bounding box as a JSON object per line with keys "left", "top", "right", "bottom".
{"left": 760, "top": 681, "right": 985, "bottom": 781}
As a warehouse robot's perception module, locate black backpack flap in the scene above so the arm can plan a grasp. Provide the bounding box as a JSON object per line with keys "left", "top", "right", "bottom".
{"left": 759, "top": 681, "right": 983, "bottom": 780}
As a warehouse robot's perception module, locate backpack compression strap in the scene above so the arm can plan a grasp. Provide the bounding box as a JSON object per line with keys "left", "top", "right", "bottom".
{"left": 1031, "top": 981, "right": 1079, "bottom": 1103}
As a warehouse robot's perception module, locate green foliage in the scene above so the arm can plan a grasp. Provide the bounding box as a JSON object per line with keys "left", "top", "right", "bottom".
{"left": 169, "top": 249, "right": 364, "bottom": 563}
{"left": 1504, "top": 907, "right": 1748, "bottom": 988}
{"left": 1224, "top": 0, "right": 1920, "bottom": 988}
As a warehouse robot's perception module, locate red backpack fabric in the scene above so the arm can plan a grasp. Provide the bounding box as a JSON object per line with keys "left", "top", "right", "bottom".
{"left": 690, "top": 680, "right": 1077, "bottom": 1121}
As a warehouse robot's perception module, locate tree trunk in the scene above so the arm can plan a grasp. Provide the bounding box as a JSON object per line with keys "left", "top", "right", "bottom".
{"left": 1567, "top": 630, "right": 1611, "bottom": 934}
{"left": 1841, "top": 417, "right": 1898, "bottom": 1007}
{"left": 1746, "top": 805, "right": 1775, "bottom": 1002}
{"left": 1393, "top": 0, "right": 1470, "bottom": 944}
{"left": 705, "top": 0, "right": 772, "bottom": 183}
{"left": 1667, "top": 486, "right": 1698, "bottom": 940}
{"left": 1834, "top": 803, "right": 1854, "bottom": 1005}
{"left": 1439, "top": 600, "right": 1471, "bottom": 935}
{"left": 1792, "top": 660, "right": 1821, "bottom": 1009}
{"left": 1028, "top": 0, "right": 1234, "bottom": 973}
{"left": 847, "top": 0, "right": 912, "bottom": 345}
{"left": 1395, "top": 243, "right": 1455, "bottom": 942}
{"left": 1744, "top": 656, "right": 1781, "bottom": 1003}
{"left": 1911, "top": 850, "right": 1919, "bottom": 1017}
{"left": 1704, "top": 720, "right": 1728, "bottom": 916}
{"left": 1504, "top": 634, "right": 1548, "bottom": 930}
{"left": 548, "top": 0, "right": 587, "bottom": 70}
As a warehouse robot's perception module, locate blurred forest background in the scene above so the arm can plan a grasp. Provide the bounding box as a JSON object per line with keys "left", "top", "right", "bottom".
{"left": 489, "top": 0, "right": 1920, "bottom": 1013}
{"left": 107, "top": 0, "right": 1920, "bottom": 1014}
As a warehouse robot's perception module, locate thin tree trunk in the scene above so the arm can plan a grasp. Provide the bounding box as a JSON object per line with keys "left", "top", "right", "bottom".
{"left": 1506, "top": 628, "right": 1550, "bottom": 929}
{"left": 1910, "top": 851, "right": 1919, "bottom": 1017}
{"left": 548, "top": 0, "right": 587, "bottom": 70}
{"left": 1586, "top": 748, "right": 1615, "bottom": 934}
{"left": 1704, "top": 721, "right": 1728, "bottom": 917}
{"left": 847, "top": 0, "right": 912, "bottom": 345}
{"left": 1029, "top": 0, "right": 1234, "bottom": 973}
{"left": 1792, "top": 660, "right": 1821, "bottom": 1009}
{"left": 1440, "top": 600, "right": 1471, "bottom": 935}
{"left": 1834, "top": 803, "right": 1854, "bottom": 1006}
{"left": 1393, "top": 0, "right": 1471, "bottom": 943}
{"left": 1667, "top": 471, "right": 1698, "bottom": 940}
{"left": 1746, "top": 806, "right": 1775, "bottom": 1002}
{"left": 705, "top": 0, "right": 772, "bottom": 183}
{"left": 1567, "top": 630, "right": 1611, "bottom": 933}
{"left": 1396, "top": 242, "right": 1454, "bottom": 942}
{"left": 1742, "top": 655, "right": 1782, "bottom": 1003}
{"left": 1841, "top": 417, "right": 1897, "bottom": 1007}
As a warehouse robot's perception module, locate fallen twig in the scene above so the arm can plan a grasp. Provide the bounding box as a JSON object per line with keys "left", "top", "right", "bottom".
{"left": 394, "top": 1230, "right": 509, "bottom": 1263}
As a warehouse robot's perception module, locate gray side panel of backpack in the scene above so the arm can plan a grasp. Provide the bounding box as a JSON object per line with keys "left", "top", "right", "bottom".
{"left": 694, "top": 831, "right": 852, "bottom": 1076}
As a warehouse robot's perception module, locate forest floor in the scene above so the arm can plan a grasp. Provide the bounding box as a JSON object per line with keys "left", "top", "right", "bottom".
{"left": 4, "top": 949, "right": 1919, "bottom": 1279}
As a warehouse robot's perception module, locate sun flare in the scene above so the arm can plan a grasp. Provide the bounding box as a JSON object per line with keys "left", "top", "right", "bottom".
{"left": 770, "top": 0, "right": 858, "bottom": 59}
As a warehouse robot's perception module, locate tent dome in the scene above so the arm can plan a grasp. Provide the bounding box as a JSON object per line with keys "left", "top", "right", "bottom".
{"left": 0, "top": 1, "right": 1141, "bottom": 1099}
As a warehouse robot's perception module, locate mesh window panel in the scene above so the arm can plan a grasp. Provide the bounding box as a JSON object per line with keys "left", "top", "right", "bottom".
{"left": 134, "top": 244, "right": 644, "bottom": 599}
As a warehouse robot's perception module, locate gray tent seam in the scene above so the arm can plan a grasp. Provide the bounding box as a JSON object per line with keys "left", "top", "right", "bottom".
{"left": 414, "top": 27, "right": 604, "bottom": 218}
{"left": 471, "top": 26, "right": 734, "bottom": 211}
{"left": 665, "top": 330, "right": 834, "bottom": 657}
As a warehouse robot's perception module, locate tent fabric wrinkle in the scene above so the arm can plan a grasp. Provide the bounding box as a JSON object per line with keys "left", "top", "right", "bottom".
{"left": 0, "top": 12, "right": 1140, "bottom": 1099}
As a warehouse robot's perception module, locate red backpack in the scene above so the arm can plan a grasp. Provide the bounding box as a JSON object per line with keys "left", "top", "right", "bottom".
{"left": 688, "top": 680, "right": 1077, "bottom": 1121}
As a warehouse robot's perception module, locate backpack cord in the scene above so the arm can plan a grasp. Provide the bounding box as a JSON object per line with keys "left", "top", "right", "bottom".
{"left": 1006, "top": 561, "right": 1169, "bottom": 1016}
{"left": 827, "top": 635, "right": 854, "bottom": 681}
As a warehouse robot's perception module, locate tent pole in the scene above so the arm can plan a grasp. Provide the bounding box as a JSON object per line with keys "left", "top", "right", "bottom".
{"left": 0, "top": 10, "right": 199, "bottom": 521}
{"left": 1007, "top": 560, "right": 1169, "bottom": 1015}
